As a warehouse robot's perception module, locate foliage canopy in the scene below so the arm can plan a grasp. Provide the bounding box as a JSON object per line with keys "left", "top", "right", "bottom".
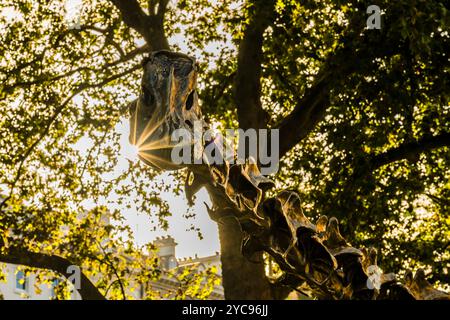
{"left": 0, "top": 0, "right": 449, "bottom": 298}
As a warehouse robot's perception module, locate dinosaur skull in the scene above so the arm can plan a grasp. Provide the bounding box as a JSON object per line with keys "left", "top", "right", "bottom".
{"left": 129, "top": 50, "right": 205, "bottom": 170}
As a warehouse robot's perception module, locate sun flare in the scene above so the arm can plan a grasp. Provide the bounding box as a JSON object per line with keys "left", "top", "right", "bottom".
{"left": 123, "top": 143, "right": 139, "bottom": 162}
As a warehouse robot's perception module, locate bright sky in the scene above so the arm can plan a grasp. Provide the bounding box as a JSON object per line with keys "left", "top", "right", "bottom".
{"left": 119, "top": 124, "right": 220, "bottom": 259}
{"left": 111, "top": 1, "right": 228, "bottom": 259}
{"left": 126, "top": 180, "right": 220, "bottom": 260}
{"left": 0, "top": 0, "right": 225, "bottom": 260}
{"left": 85, "top": 119, "right": 221, "bottom": 260}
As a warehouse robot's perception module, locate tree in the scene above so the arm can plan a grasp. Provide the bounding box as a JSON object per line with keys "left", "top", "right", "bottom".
{"left": 0, "top": 0, "right": 449, "bottom": 299}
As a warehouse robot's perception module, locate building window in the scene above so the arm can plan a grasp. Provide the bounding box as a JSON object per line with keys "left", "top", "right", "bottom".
{"left": 15, "top": 270, "right": 28, "bottom": 291}
{"left": 169, "top": 256, "right": 177, "bottom": 269}
{"left": 160, "top": 256, "right": 168, "bottom": 270}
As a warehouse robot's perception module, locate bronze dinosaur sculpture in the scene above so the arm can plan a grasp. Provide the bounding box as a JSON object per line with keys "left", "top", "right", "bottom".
{"left": 129, "top": 50, "right": 449, "bottom": 300}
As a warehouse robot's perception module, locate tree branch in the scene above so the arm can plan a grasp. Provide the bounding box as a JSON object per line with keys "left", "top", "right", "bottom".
{"left": 109, "top": 0, "right": 149, "bottom": 37}
{"left": 157, "top": 0, "right": 170, "bottom": 20}
{"left": 96, "top": 240, "right": 127, "bottom": 300}
{"left": 276, "top": 67, "right": 334, "bottom": 157}
{"left": 275, "top": 13, "right": 403, "bottom": 158}
{"left": 0, "top": 248, "right": 106, "bottom": 300}
{"left": 110, "top": 0, "right": 169, "bottom": 51}
{"left": 234, "top": 0, "right": 276, "bottom": 130}
{"left": 0, "top": 64, "right": 140, "bottom": 212}
{"left": 3, "top": 44, "right": 148, "bottom": 94}
{"left": 369, "top": 132, "right": 450, "bottom": 170}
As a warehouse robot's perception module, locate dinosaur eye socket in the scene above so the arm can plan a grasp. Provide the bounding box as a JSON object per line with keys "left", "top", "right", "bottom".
{"left": 142, "top": 85, "right": 154, "bottom": 105}
{"left": 186, "top": 90, "right": 195, "bottom": 110}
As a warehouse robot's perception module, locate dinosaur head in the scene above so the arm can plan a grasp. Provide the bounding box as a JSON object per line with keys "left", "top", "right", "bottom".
{"left": 129, "top": 50, "right": 205, "bottom": 170}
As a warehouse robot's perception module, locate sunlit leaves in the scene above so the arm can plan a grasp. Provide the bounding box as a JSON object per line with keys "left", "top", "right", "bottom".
{"left": 0, "top": 0, "right": 449, "bottom": 298}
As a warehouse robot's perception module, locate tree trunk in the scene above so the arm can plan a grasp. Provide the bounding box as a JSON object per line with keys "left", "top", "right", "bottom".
{"left": 217, "top": 216, "right": 273, "bottom": 299}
